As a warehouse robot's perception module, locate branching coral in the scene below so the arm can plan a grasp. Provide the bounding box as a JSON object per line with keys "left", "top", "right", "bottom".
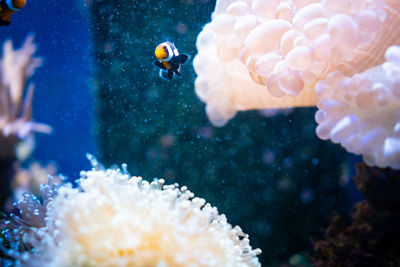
{"left": 2, "top": 156, "right": 261, "bottom": 267}
{"left": 0, "top": 36, "right": 52, "bottom": 159}
{"left": 194, "top": 0, "right": 400, "bottom": 169}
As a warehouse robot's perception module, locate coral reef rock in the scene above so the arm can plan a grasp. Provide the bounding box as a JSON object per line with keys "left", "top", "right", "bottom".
{"left": 312, "top": 163, "right": 400, "bottom": 267}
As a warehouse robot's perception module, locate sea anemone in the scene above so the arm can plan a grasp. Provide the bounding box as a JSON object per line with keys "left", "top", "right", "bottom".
{"left": 194, "top": 0, "right": 400, "bottom": 169}
{"left": 0, "top": 36, "right": 52, "bottom": 159}
{"left": 2, "top": 155, "right": 261, "bottom": 266}
{"left": 11, "top": 162, "right": 61, "bottom": 200}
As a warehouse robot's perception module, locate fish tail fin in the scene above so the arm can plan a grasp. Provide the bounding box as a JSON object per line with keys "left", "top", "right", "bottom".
{"left": 173, "top": 68, "right": 181, "bottom": 76}
{"left": 168, "top": 69, "right": 173, "bottom": 80}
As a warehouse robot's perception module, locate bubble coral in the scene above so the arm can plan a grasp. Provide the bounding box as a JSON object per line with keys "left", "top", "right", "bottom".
{"left": 2, "top": 156, "right": 261, "bottom": 267}
{"left": 0, "top": 36, "right": 52, "bottom": 159}
{"left": 194, "top": 0, "right": 400, "bottom": 169}
{"left": 315, "top": 45, "right": 400, "bottom": 169}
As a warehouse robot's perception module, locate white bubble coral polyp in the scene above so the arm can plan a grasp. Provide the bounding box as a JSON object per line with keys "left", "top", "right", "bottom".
{"left": 6, "top": 159, "right": 261, "bottom": 267}
{"left": 315, "top": 46, "right": 400, "bottom": 169}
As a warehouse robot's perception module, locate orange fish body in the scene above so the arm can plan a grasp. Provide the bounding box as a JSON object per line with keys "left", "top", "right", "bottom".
{"left": 0, "top": 0, "right": 26, "bottom": 26}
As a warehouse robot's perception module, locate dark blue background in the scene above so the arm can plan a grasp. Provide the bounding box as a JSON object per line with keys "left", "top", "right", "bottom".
{"left": 0, "top": 0, "right": 95, "bottom": 179}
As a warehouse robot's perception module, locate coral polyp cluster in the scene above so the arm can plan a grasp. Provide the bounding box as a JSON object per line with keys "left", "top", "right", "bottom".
{"left": 2, "top": 156, "right": 261, "bottom": 266}
{"left": 242, "top": 0, "right": 387, "bottom": 92}
{"left": 316, "top": 46, "right": 400, "bottom": 169}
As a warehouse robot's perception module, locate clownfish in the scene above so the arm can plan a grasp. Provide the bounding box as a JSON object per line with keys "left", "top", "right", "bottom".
{"left": 153, "top": 41, "right": 189, "bottom": 80}
{"left": 0, "top": 0, "right": 26, "bottom": 26}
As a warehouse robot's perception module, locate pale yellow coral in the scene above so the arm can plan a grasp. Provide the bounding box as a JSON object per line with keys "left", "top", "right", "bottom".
{"left": 8, "top": 159, "right": 261, "bottom": 267}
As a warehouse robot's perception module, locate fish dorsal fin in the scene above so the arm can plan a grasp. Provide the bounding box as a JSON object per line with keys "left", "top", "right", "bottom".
{"left": 175, "top": 54, "right": 189, "bottom": 64}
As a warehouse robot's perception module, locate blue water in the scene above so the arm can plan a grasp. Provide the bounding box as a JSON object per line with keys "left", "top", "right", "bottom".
{"left": 0, "top": 0, "right": 94, "bottom": 179}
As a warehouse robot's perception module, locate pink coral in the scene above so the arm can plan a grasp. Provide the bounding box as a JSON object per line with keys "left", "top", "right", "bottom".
{"left": 316, "top": 46, "right": 400, "bottom": 169}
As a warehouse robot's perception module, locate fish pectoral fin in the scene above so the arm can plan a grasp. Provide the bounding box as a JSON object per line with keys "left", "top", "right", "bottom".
{"left": 153, "top": 60, "right": 166, "bottom": 69}
{"left": 175, "top": 54, "right": 189, "bottom": 64}
{"left": 173, "top": 68, "right": 181, "bottom": 76}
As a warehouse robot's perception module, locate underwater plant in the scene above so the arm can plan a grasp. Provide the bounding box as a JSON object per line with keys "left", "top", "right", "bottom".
{"left": 194, "top": 0, "right": 400, "bottom": 169}
{"left": 1, "top": 155, "right": 261, "bottom": 266}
